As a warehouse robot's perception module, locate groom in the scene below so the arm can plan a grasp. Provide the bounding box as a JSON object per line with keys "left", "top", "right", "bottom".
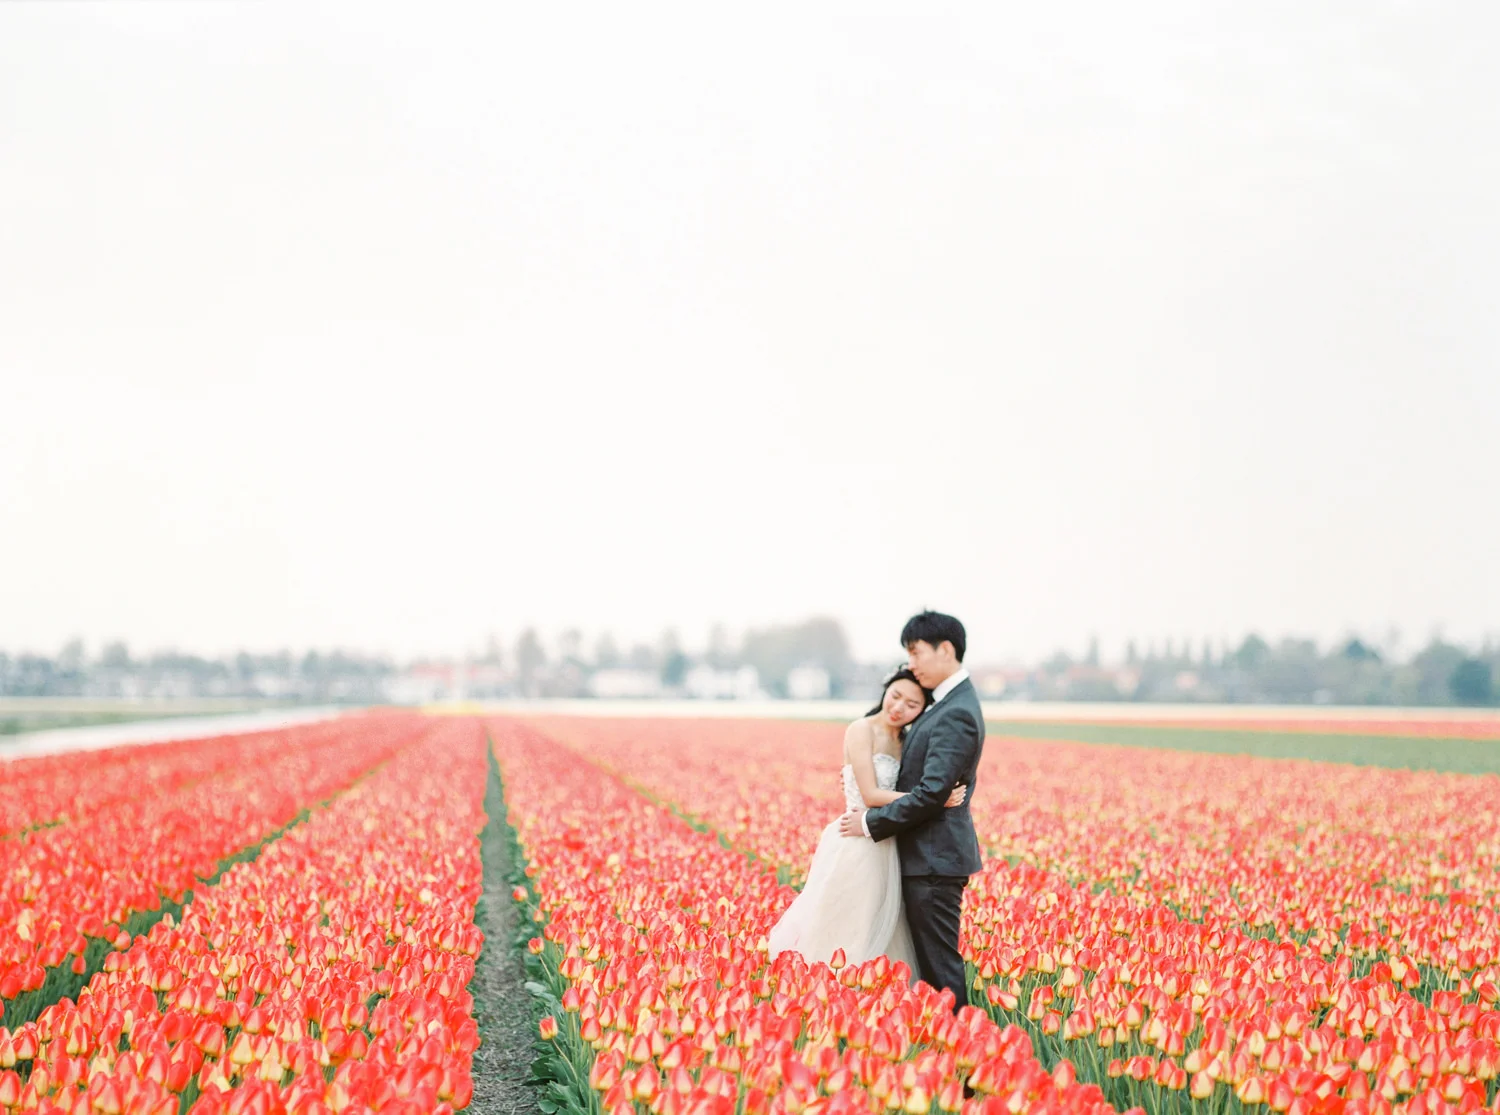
{"left": 838, "top": 611, "right": 984, "bottom": 1012}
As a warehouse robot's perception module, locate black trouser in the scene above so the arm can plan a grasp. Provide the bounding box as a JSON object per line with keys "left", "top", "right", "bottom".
{"left": 902, "top": 874, "right": 968, "bottom": 1012}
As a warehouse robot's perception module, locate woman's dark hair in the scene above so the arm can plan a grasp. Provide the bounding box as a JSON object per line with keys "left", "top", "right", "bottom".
{"left": 901, "top": 610, "right": 967, "bottom": 662}
{"left": 865, "top": 667, "right": 935, "bottom": 725}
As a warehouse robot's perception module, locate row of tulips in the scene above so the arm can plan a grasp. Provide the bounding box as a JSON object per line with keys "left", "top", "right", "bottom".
{"left": 0, "top": 715, "right": 489, "bottom": 1115}
{"left": 1, "top": 714, "right": 425, "bottom": 1024}
{"left": 955, "top": 741, "right": 1500, "bottom": 981}
{"left": 487, "top": 717, "right": 1121, "bottom": 1115}
{"left": 0, "top": 722, "right": 362, "bottom": 838}
{"left": 523, "top": 718, "right": 842, "bottom": 886}
{"left": 961, "top": 857, "right": 1500, "bottom": 1115}
{"left": 529, "top": 718, "right": 1500, "bottom": 1002}
{"left": 523, "top": 717, "right": 1500, "bottom": 1115}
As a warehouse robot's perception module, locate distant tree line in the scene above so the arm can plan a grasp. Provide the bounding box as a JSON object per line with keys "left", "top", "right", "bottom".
{"left": 0, "top": 639, "right": 394, "bottom": 703}
{"left": 1030, "top": 633, "right": 1497, "bottom": 706}
{"left": 1, "top": 625, "right": 1495, "bottom": 707}
{"left": 497, "top": 617, "right": 870, "bottom": 699}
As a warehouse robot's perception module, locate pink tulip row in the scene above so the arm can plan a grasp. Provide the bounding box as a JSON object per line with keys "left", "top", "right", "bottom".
{"left": 0, "top": 723, "right": 358, "bottom": 837}
{"left": 2, "top": 714, "right": 426, "bottom": 1016}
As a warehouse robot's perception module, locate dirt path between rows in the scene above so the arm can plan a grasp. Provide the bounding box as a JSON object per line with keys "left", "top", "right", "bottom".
{"left": 469, "top": 754, "right": 544, "bottom": 1115}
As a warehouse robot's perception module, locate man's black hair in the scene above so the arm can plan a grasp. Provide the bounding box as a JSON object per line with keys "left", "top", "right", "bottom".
{"left": 901, "top": 611, "right": 967, "bottom": 662}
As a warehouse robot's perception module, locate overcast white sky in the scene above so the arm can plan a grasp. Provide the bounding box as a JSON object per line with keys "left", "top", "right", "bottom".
{"left": 2, "top": 2, "right": 1496, "bottom": 665}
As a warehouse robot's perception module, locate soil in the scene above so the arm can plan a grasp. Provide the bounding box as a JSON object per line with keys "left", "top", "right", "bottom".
{"left": 468, "top": 758, "right": 544, "bottom": 1115}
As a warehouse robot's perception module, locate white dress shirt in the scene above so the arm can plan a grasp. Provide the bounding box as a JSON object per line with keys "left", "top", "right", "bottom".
{"left": 930, "top": 667, "right": 970, "bottom": 705}
{"left": 860, "top": 666, "right": 970, "bottom": 835}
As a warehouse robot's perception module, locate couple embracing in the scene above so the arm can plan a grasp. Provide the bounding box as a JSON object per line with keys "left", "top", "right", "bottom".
{"left": 768, "top": 611, "right": 984, "bottom": 1012}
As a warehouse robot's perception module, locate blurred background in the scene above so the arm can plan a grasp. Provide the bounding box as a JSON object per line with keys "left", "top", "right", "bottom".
{"left": 3, "top": 2, "right": 1497, "bottom": 730}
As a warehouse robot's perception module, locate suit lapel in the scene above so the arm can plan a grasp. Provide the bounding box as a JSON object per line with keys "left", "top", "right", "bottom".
{"left": 901, "top": 701, "right": 940, "bottom": 788}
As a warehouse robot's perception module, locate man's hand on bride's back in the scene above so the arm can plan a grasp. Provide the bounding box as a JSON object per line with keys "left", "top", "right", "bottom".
{"left": 945, "top": 783, "right": 967, "bottom": 808}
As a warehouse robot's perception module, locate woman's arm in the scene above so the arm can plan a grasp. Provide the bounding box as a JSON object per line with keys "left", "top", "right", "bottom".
{"left": 865, "top": 707, "right": 980, "bottom": 842}
{"left": 846, "top": 721, "right": 967, "bottom": 810}
{"left": 845, "top": 721, "right": 904, "bottom": 807}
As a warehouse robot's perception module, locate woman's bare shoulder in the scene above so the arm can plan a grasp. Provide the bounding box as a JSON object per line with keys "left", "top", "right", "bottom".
{"left": 843, "top": 716, "right": 875, "bottom": 743}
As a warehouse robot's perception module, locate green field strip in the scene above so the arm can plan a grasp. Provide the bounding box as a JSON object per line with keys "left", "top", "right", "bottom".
{"left": 0, "top": 818, "right": 65, "bottom": 844}
{"left": 987, "top": 720, "right": 1500, "bottom": 775}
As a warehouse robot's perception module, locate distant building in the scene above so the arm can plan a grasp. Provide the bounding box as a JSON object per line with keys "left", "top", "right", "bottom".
{"left": 971, "top": 667, "right": 1030, "bottom": 699}
{"left": 685, "top": 664, "right": 763, "bottom": 700}
{"left": 786, "top": 665, "right": 831, "bottom": 700}
{"left": 588, "top": 669, "right": 663, "bottom": 699}
{"left": 386, "top": 671, "right": 444, "bottom": 705}
{"left": 252, "top": 673, "right": 294, "bottom": 699}
{"left": 383, "top": 660, "right": 513, "bottom": 703}
{"left": 464, "top": 662, "right": 510, "bottom": 698}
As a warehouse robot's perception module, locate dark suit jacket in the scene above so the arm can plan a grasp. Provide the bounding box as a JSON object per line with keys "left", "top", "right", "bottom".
{"left": 863, "top": 676, "right": 984, "bottom": 876}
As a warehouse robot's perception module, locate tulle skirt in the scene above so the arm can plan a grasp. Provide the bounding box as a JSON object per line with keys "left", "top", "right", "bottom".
{"left": 767, "top": 818, "right": 916, "bottom": 971}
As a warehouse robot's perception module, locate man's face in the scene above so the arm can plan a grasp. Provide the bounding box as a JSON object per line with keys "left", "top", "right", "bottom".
{"left": 906, "top": 639, "right": 955, "bottom": 688}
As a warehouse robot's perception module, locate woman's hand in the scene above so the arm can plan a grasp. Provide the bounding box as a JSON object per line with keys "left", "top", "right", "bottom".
{"left": 945, "top": 783, "right": 967, "bottom": 808}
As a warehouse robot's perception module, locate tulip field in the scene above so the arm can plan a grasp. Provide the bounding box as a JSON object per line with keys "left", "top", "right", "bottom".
{"left": 505, "top": 714, "right": 1500, "bottom": 1115}
{"left": 4, "top": 709, "right": 1500, "bottom": 1115}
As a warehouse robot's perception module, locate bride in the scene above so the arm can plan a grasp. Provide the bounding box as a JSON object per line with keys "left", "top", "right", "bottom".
{"left": 767, "top": 667, "right": 966, "bottom": 969}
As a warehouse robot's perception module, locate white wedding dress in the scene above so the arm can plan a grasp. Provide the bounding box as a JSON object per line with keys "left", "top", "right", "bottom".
{"left": 767, "top": 753, "right": 917, "bottom": 970}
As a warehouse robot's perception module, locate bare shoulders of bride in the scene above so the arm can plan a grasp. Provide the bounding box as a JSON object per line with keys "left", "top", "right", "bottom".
{"left": 842, "top": 716, "right": 876, "bottom": 762}
{"left": 848, "top": 714, "right": 903, "bottom": 763}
